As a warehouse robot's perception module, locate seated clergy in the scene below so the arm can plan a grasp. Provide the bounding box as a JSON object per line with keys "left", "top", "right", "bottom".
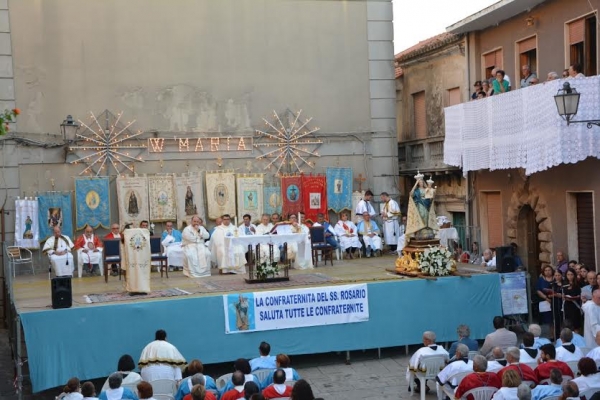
{"left": 406, "top": 331, "right": 449, "bottom": 387}
{"left": 519, "top": 332, "right": 540, "bottom": 363}
{"left": 531, "top": 369, "right": 563, "bottom": 400}
{"left": 312, "top": 213, "right": 338, "bottom": 249}
{"left": 357, "top": 212, "right": 382, "bottom": 257}
{"left": 571, "top": 357, "right": 600, "bottom": 391}
{"left": 497, "top": 347, "right": 538, "bottom": 384}
{"left": 487, "top": 347, "right": 508, "bottom": 372}
{"left": 161, "top": 221, "right": 184, "bottom": 271}
{"left": 209, "top": 214, "right": 246, "bottom": 274}
{"left": 272, "top": 214, "right": 312, "bottom": 269}
{"left": 534, "top": 344, "right": 573, "bottom": 381}
{"left": 221, "top": 372, "right": 246, "bottom": 400}
{"left": 555, "top": 328, "right": 584, "bottom": 362}
{"left": 74, "top": 225, "right": 103, "bottom": 276}
{"left": 43, "top": 226, "right": 75, "bottom": 277}
{"left": 104, "top": 223, "right": 122, "bottom": 276}
{"left": 139, "top": 329, "right": 186, "bottom": 382}
{"left": 181, "top": 216, "right": 211, "bottom": 278}
{"left": 455, "top": 355, "right": 501, "bottom": 400}
{"left": 334, "top": 211, "right": 361, "bottom": 259}
{"left": 238, "top": 214, "right": 257, "bottom": 236}
{"left": 254, "top": 214, "right": 280, "bottom": 263}
{"left": 262, "top": 369, "right": 292, "bottom": 399}
{"left": 436, "top": 344, "right": 473, "bottom": 395}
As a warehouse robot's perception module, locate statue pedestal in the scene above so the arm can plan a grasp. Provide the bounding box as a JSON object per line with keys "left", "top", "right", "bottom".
{"left": 395, "top": 238, "right": 441, "bottom": 275}
{"left": 404, "top": 238, "right": 440, "bottom": 254}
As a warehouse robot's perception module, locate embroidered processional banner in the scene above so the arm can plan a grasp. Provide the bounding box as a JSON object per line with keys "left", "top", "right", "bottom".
{"left": 301, "top": 174, "right": 327, "bottom": 223}
{"left": 236, "top": 174, "right": 264, "bottom": 223}
{"left": 352, "top": 191, "right": 365, "bottom": 223}
{"left": 123, "top": 228, "right": 151, "bottom": 294}
{"left": 326, "top": 167, "right": 353, "bottom": 213}
{"left": 74, "top": 177, "right": 110, "bottom": 230}
{"left": 281, "top": 175, "right": 303, "bottom": 219}
{"left": 37, "top": 193, "right": 73, "bottom": 241}
{"left": 174, "top": 173, "right": 206, "bottom": 229}
{"left": 148, "top": 175, "right": 177, "bottom": 222}
{"left": 205, "top": 171, "right": 236, "bottom": 220}
{"left": 15, "top": 198, "right": 39, "bottom": 248}
{"left": 263, "top": 186, "right": 282, "bottom": 216}
{"left": 116, "top": 175, "right": 149, "bottom": 229}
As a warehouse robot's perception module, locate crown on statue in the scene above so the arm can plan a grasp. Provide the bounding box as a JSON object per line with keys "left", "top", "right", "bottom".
{"left": 414, "top": 171, "right": 424, "bottom": 180}
{"left": 426, "top": 176, "right": 434, "bottom": 184}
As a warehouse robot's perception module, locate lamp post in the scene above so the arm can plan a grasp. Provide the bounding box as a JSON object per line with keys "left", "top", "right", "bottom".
{"left": 554, "top": 82, "right": 600, "bottom": 128}
{"left": 60, "top": 115, "right": 79, "bottom": 141}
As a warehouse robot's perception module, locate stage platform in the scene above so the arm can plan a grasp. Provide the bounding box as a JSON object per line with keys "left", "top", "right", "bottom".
{"left": 11, "top": 255, "right": 503, "bottom": 393}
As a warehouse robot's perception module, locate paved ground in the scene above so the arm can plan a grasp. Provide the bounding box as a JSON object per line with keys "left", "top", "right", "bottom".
{"left": 0, "top": 330, "right": 432, "bottom": 400}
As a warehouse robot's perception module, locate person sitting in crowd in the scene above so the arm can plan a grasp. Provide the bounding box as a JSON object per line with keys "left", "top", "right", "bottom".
{"left": 497, "top": 347, "right": 538, "bottom": 385}
{"left": 221, "top": 358, "right": 260, "bottom": 395}
{"left": 520, "top": 65, "right": 537, "bottom": 88}
{"left": 480, "top": 316, "right": 518, "bottom": 360}
{"left": 493, "top": 369, "right": 522, "bottom": 400}
{"left": 528, "top": 324, "right": 551, "bottom": 349}
{"left": 586, "top": 332, "right": 600, "bottom": 369}
{"left": 569, "top": 63, "right": 585, "bottom": 79}
{"left": 57, "top": 377, "right": 83, "bottom": 400}
{"left": 519, "top": 332, "right": 539, "bottom": 363}
{"left": 517, "top": 383, "right": 531, "bottom": 400}
{"left": 261, "top": 354, "right": 301, "bottom": 387}
{"left": 43, "top": 226, "right": 75, "bottom": 277}
{"left": 492, "top": 69, "right": 510, "bottom": 94}
{"left": 313, "top": 213, "right": 338, "bottom": 249}
{"left": 262, "top": 368, "right": 293, "bottom": 399}
{"left": 472, "top": 81, "right": 483, "bottom": 100}
{"left": 74, "top": 225, "right": 103, "bottom": 276}
{"left": 243, "top": 381, "right": 260, "bottom": 400}
{"left": 101, "top": 354, "right": 142, "bottom": 392}
{"left": 572, "top": 357, "right": 600, "bottom": 391}
{"left": 455, "top": 355, "right": 501, "bottom": 400}
{"left": 250, "top": 341, "right": 277, "bottom": 371}
{"left": 188, "top": 384, "right": 212, "bottom": 400}
{"left": 406, "top": 331, "right": 449, "bottom": 393}
{"left": 81, "top": 382, "right": 98, "bottom": 400}
{"left": 448, "top": 324, "right": 479, "bottom": 358}
{"left": 103, "top": 223, "right": 122, "bottom": 275}
{"left": 98, "top": 373, "right": 138, "bottom": 400}
{"left": 175, "top": 360, "right": 217, "bottom": 400}
{"left": 488, "top": 347, "right": 509, "bottom": 372}
{"left": 221, "top": 371, "right": 246, "bottom": 400}
{"left": 556, "top": 320, "right": 586, "bottom": 348}
{"left": 560, "top": 381, "right": 579, "bottom": 400}
{"left": 581, "top": 271, "right": 597, "bottom": 303}
{"left": 182, "top": 376, "right": 216, "bottom": 400}
{"left": 357, "top": 211, "right": 382, "bottom": 257}
{"left": 139, "top": 329, "right": 186, "bottom": 382}
{"left": 136, "top": 381, "right": 157, "bottom": 400}
{"left": 334, "top": 212, "right": 361, "bottom": 259}
{"left": 161, "top": 220, "right": 184, "bottom": 271}
{"left": 290, "top": 379, "right": 318, "bottom": 400}
{"left": 481, "top": 249, "right": 497, "bottom": 272}
{"left": 555, "top": 328, "right": 584, "bottom": 362}
{"left": 436, "top": 344, "right": 473, "bottom": 395}
{"left": 531, "top": 368, "right": 563, "bottom": 400}
{"left": 534, "top": 344, "right": 573, "bottom": 381}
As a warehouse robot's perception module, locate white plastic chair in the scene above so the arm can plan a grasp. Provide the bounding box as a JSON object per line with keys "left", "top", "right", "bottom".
{"left": 253, "top": 368, "right": 274, "bottom": 384}
{"left": 409, "top": 354, "right": 447, "bottom": 400}
{"left": 122, "top": 382, "right": 139, "bottom": 395}
{"left": 540, "top": 376, "right": 572, "bottom": 385}
{"left": 468, "top": 351, "right": 479, "bottom": 360}
{"left": 460, "top": 386, "right": 498, "bottom": 400}
{"left": 216, "top": 372, "right": 233, "bottom": 390}
{"left": 566, "top": 360, "right": 579, "bottom": 377}
{"left": 150, "top": 379, "right": 176, "bottom": 400}
{"left": 580, "top": 387, "right": 600, "bottom": 400}
{"left": 438, "top": 370, "right": 472, "bottom": 400}
{"left": 7, "top": 246, "right": 34, "bottom": 277}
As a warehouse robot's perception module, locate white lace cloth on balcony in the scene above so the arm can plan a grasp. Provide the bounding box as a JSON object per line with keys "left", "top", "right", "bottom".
{"left": 444, "top": 76, "right": 600, "bottom": 175}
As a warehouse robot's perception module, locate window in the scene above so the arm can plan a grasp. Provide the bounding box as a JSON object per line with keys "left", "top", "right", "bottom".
{"left": 517, "top": 36, "right": 537, "bottom": 87}
{"left": 568, "top": 15, "right": 597, "bottom": 76}
{"left": 481, "top": 191, "right": 503, "bottom": 249}
{"left": 575, "top": 193, "right": 595, "bottom": 267}
{"left": 413, "top": 91, "right": 426, "bottom": 139}
{"left": 447, "top": 87, "right": 461, "bottom": 106}
{"left": 483, "top": 49, "right": 503, "bottom": 80}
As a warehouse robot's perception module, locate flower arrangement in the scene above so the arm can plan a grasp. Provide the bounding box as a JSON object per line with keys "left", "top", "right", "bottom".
{"left": 256, "top": 260, "right": 279, "bottom": 280}
{"left": 419, "top": 245, "right": 455, "bottom": 276}
{"left": 0, "top": 108, "right": 19, "bottom": 136}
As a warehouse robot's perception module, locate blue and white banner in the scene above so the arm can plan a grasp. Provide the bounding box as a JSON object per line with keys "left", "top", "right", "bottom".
{"left": 15, "top": 198, "right": 39, "bottom": 248}
{"left": 38, "top": 193, "right": 73, "bottom": 242}
{"left": 326, "top": 167, "right": 353, "bottom": 213}
{"left": 263, "top": 186, "right": 282, "bottom": 216}
{"left": 75, "top": 177, "right": 110, "bottom": 230}
{"left": 223, "top": 284, "right": 369, "bottom": 334}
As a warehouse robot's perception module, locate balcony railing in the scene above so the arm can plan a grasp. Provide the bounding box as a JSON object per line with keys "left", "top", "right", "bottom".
{"left": 398, "top": 137, "right": 455, "bottom": 172}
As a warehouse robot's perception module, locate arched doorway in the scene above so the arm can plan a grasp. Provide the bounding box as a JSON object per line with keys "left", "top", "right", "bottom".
{"left": 517, "top": 204, "right": 540, "bottom": 276}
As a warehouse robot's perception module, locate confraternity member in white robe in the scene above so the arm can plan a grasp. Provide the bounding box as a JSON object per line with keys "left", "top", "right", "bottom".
{"left": 334, "top": 212, "right": 361, "bottom": 259}
{"left": 357, "top": 212, "right": 383, "bottom": 257}
{"left": 354, "top": 190, "right": 376, "bottom": 224}
{"left": 161, "top": 221, "right": 184, "bottom": 271}
{"left": 209, "top": 214, "right": 246, "bottom": 274}
{"left": 181, "top": 216, "right": 211, "bottom": 278}
{"left": 43, "top": 226, "right": 75, "bottom": 277}
{"left": 583, "top": 289, "right": 600, "bottom": 348}
{"left": 139, "top": 329, "right": 186, "bottom": 382}
{"left": 380, "top": 192, "right": 401, "bottom": 253}
{"left": 238, "top": 214, "right": 256, "bottom": 236}
{"left": 255, "top": 213, "right": 280, "bottom": 261}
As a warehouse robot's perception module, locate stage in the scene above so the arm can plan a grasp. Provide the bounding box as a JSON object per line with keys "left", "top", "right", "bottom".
{"left": 11, "top": 255, "right": 502, "bottom": 393}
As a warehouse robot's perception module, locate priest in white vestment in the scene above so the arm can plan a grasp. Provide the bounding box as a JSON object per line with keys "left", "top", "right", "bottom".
{"left": 161, "top": 221, "right": 184, "bottom": 271}
{"left": 255, "top": 213, "right": 280, "bottom": 262}
{"left": 357, "top": 212, "right": 383, "bottom": 257}
{"left": 74, "top": 225, "right": 103, "bottom": 277}
{"left": 139, "top": 329, "right": 186, "bottom": 382}
{"left": 354, "top": 190, "right": 376, "bottom": 224}
{"left": 209, "top": 214, "right": 246, "bottom": 274}
{"left": 583, "top": 289, "right": 600, "bottom": 348}
{"left": 181, "top": 216, "right": 211, "bottom": 278}
{"left": 238, "top": 214, "right": 257, "bottom": 236}
{"left": 334, "top": 212, "right": 361, "bottom": 259}
{"left": 43, "top": 226, "right": 75, "bottom": 277}
{"left": 380, "top": 192, "right": 401, "bottom": 253}
{"left": 274, "top": 214, "right": 312, "bottom": 269}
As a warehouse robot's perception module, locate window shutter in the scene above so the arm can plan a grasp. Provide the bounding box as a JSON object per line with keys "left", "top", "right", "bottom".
{"left": 569, "top": 19, "right": 585, "bottom": 45}
{"left": 494, "top": 49, "right": 503, "bottom": 69}
{"left": 448, "top": 87, "right": 461, "bottom": 106}
{"left": 518, "top": 36, "right": 536, "bottom": 53}
{"left": 413, "top": 91, "right": 427, "bottom": 139}
{"left": 576, "top": 193, "right": 595, "bottom": 267}
{"left": 484, "top": 52, "right": 496, "bottom": 68}
{"left": 486, "top": 193, "right": 503, "bottom": 248}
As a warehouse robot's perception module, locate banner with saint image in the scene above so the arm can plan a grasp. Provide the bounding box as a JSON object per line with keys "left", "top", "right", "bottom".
{"left": 205, "top": 171, "right": 236, "bottom": 220}
{"left": 116, "top": 175, "right": 149, "bottom": 229}
{"left": 236, "top": 174, "right": 264, "bottom": 223}
{"left": 326, "top": 167, "right": 353, "bottom": 213}
{"left": 15, "top": 198, "right": 39, "bottom": 248}
{"left": 263, "top": 186, "right": 282, "bottom": 216}
{"left": 301, "top": 174, "right": 327, "bottom": 223}
{"left": 281, "top": 175, "right": 303, "bottom": 219}
{"left": 174, "top": 173, "right": 206, "bottom": 229}
{"left": 148, "top": 175, "right": 177, "bottom": 222}
{"left": 74, "top": 177, "right": 110, "bottom": 230}
{"left": 37, "top": 192, "right": 73, "bottom": 241}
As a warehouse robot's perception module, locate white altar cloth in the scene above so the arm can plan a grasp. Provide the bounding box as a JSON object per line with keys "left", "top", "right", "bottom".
{"left": 224, "top": 233, "right": 313, "bottom": 269}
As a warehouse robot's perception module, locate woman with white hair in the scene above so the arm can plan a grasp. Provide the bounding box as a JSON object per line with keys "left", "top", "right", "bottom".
{"left": 528, "top": 324, "right": 551, "bottom": 349}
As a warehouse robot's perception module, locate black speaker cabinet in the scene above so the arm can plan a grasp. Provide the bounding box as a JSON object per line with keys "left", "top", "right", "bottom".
{"left": 51, "top": 277, "right": 72, "bottom": 309}
{"left": 496, "top": 246, "right": 516, "bottom": 273}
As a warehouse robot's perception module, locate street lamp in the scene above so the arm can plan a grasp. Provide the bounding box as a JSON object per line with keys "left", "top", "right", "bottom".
{"left": 60, "top": 114, "right": 79, "bottom": 141}
{"left": 554, "top": 82, "right": 600, "bottom": 128}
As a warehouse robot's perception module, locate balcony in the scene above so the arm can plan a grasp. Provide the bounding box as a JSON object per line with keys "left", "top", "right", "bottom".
{"left": 398, "top": 137, "right": 458, "bottom": 174}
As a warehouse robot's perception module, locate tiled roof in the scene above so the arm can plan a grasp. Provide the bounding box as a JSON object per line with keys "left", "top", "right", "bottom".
{"left": 394, "top": 32, "right": 463, "bottom": 78}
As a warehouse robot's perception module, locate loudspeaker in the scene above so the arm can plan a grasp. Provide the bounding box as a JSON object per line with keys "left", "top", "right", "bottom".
{"left": 496, "top": 246, "right": 516, "bottom": 273}
{"left": 51, "top": 277, "right": 72, "bottom": 309}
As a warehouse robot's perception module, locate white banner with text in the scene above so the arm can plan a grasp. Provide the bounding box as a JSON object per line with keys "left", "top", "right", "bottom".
{"left": 223, "top": 284, "right": 369, "bottom": 334}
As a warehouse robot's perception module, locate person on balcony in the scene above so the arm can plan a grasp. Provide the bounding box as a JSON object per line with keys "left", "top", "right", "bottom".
{"left": 520, "top": 65, "right": 538, "bottom": 88}
{"left": 493, "top": 70, "right": 510, "bottom": 94}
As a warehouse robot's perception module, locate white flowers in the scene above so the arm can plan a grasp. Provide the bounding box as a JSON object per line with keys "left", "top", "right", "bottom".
{"left": 256, "top": 256, "right": 279, "bottom": 280}
{"left": 419, "top": 246, "right": 454, "bottom": 276}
